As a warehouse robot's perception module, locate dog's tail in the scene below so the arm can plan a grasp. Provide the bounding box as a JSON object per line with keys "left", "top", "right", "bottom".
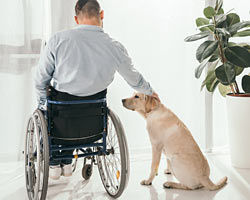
{"left": 200, "top": 176, "right": 228, "bottom": 191}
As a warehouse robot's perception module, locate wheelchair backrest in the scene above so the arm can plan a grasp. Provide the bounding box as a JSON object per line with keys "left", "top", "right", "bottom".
{"left": 46, "top": 86, "right": 107, "bottom": 145}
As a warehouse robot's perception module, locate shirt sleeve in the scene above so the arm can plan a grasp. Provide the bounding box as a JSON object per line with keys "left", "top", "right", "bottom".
{"left": 114, "top": 42, "right": 154, "bottom": 95}
{"left": 35, "top": 35, "right": 56, "bottom": 103}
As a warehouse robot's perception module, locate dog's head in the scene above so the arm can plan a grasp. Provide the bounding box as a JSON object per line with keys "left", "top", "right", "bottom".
{"left": 122, "top": 93, "right": 159, "bottom": 114}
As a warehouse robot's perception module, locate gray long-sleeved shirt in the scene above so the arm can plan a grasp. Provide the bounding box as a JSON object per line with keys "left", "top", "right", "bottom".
{"left": 35, "top": 24, "right": 153, "bottom": 103}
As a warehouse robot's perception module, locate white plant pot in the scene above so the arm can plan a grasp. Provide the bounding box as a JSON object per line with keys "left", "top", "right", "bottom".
{"left": 226, "top": 94, "right": 250, "bottom": 168}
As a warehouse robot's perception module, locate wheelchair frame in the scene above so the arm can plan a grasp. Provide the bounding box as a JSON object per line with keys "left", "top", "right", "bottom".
{"left": 25, "top": 97, "right": 130, "bottom": 200}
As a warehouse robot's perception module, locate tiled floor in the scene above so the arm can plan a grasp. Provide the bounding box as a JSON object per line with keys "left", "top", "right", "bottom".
{"left": 0, "top": 151, "right": 250, "bottom": 200}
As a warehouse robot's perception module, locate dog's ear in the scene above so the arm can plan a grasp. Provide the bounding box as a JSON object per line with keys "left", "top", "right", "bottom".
{"left": 145, "top": 95, "right": 157, "bottom": 113}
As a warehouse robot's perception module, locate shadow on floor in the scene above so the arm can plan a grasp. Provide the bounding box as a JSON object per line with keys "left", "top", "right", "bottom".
{"left": 144, "top": 183, "right": 223, "bottom": 200}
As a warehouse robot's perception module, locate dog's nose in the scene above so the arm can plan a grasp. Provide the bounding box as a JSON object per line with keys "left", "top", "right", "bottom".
{"left": 122, "top": 99, "right": 126, "bottom": 103}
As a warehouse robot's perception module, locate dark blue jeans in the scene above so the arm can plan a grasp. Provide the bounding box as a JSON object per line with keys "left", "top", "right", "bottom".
{"left": 50, "top": 149, "right": 74, "bottom": 166}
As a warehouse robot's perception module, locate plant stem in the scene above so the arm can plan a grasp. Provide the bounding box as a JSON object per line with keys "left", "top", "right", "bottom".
{"left": 212, "top": 18, "right": 226, "bottom": 64}
{"left": 215, "top": 34, "right": 226, "bottom": 63}
{"left": 234, "top": 82, "right": 240, "bottom": 93}
{"left": 212, "top": 16, "right": 237, "bottom": 95}
{"left": 230, "top": 84, "right": 236, "bottom": 94}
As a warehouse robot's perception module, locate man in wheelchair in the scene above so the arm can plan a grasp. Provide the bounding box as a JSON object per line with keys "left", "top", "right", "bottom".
{"left": 35, "top": 0, "right": 159, "bottom": 180}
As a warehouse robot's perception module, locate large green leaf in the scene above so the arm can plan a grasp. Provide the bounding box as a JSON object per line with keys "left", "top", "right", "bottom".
{"left": 233, "top": 29, "right": 250, "bottom": 37}
{"left": 184, "top": 31, "right": 211, "bottom": 42}
{"left": 237, "top": 43, "right": 250, "bottom": 50}
{"left": 202, "top": 71, "right": 219, "bottom": 92}
{"left": 209, "top": 48, "right": 220, "bottom": 62}
{"left": 228, "top": 42, "right": 237, "bottom": 47}
{"left": 226, "top": 13, "right": 240, "bottom": 27}
{"left": 217, "top": 8, "right": 224, "bottom": 15}
{"left": 215, "top": 63, "right": 236, "bottom": 85}
{"left": 242, "top": 75, "right": 250, "bottom": 93}
{"left": 208, "top": 79, "right": 220, "bottom": 92}
{"left": 195, "top": 57, "right": 219, "bottom": 79}
{"left": 228, "top": 21, "right": 250, "bottom": 34}
{"left": 196, "top": 40, "right": 219, "bottom": 62}
{"left": 196, "top": 17, "right": 209, "bottom": 27}
{"left": 204, "top": 7, "right": 216, "bottom": 19}
{"left": 224, "top": 46, "right": 250, "bottom": 68}
{"left": 235, "top": 66, "right": 244, "bottom": 76}
{"left": 201, "top": 62, "right": 220, "bottom": 92}
{"left": 196, "top": 18, "right": 214, "bottom": 32}
{"left": 209, "top": 55, "right": 219, "bottom": 62}
{"left": 195, "top": 57, "right": 210, "bottom": 79}
{"left": 218, "top": 83, "right": 232, "bottom": 97}
{"left": 197, "top": 24, "right": 215, "bottom": 32}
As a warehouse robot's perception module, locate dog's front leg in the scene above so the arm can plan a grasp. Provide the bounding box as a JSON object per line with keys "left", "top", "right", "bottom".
{"left": 141, "top": 145, "right": 162, "bottom": 185}
{"left": 164, "top": 158, "right": 172, "bottom": 174}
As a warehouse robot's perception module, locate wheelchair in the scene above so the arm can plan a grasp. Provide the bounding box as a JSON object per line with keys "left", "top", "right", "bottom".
{"left": 24, "top": 86, "right": 130, "bottom": 199}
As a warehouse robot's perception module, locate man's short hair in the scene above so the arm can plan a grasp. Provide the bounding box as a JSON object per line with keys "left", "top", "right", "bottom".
{"left": 75, "top": 0, "right": 101, "bottom": 18}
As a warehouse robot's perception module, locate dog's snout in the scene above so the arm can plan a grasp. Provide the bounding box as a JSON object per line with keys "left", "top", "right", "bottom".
{"left": 122, "top": 99, "right": 126, "bottom": 103}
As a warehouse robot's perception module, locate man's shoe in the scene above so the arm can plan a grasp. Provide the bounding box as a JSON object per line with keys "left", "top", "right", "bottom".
{"left": 49, "top": 165, "right": 61, "bottom": 180}
{"left": 62, "top": 164, "right": 72, "bottom": 177}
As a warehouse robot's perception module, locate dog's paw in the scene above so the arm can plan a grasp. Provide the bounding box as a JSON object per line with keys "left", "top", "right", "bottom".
{"left": 140, "top": 179, "right": 152, "bottom": 185}
{"left": 164, "top": 169, "right": 172, "bottom": 175}
{"left": 163, "top": 182, "right": 173, "bottom": 189}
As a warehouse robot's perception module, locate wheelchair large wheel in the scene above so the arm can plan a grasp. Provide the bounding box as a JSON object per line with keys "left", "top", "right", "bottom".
{"left": 25, "top": 109, "right": 49, "bottom": 200}
{"left": 96, "top": 109, "right": 130, "bottom": 198}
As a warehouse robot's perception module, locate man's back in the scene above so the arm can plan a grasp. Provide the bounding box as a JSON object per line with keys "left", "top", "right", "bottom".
{"left": 38, "top": 24, "right": 125, "bottom": 97}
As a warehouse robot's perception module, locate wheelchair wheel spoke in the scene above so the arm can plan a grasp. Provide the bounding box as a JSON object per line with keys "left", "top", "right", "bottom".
{"left": 113, "top": 154, "right": 121, "bottom": 165}
{"left": 105, "top": 155, "right": 119, "bottom": 174}
{"left": 104, "top": 156, "right": 119, "bottom": 190}
{"left": 107, "top": 152, "right": 120, "bottom": 173}
{"left": 101, "top": 156, "right": 115, "bottom": 189}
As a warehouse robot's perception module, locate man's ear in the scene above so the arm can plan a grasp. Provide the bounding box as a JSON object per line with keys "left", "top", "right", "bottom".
{"left": 74, "top": 16, "right": 79, "bottom": 24}
{"left": 100, "top": 10, "right": 104, "bottom": 20}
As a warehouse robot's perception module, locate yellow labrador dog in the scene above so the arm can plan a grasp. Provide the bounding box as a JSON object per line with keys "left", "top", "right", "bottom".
{"left": 122, "top": 93, "right": 227, "bottom": 190}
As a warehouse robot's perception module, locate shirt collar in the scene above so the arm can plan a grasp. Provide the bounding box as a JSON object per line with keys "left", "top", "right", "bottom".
{"left": 75, "top": 24, "right": 103, "bottom": 32}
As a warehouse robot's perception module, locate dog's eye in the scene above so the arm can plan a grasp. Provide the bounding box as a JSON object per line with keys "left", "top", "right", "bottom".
{"left": 135, "top": 95, "right": 139, "bottom": 98}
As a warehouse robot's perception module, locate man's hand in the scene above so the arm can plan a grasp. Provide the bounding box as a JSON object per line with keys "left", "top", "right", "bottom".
{"left": 151, "top": 92, "right": 160, "bottom": 102}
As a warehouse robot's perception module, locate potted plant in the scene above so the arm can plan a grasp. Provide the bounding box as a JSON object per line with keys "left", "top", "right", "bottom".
{"left": 185, "top": 0, "right": 250, "bottom": 168}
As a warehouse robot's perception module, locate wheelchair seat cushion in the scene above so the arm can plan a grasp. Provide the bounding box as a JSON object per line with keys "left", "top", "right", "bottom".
{"left": 47, "top": 86, "right": 107, "bottom": 145}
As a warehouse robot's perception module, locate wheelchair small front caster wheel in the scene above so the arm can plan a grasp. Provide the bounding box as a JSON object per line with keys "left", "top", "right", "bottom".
{"left": 82, "top": 164, "right": 92, "bottom": 180}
